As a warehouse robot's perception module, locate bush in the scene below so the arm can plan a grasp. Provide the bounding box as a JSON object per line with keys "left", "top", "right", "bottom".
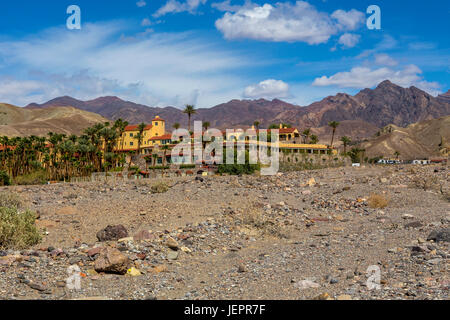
{"left": 0, "top": 192, "right": 25, "bottom": 209}
{"left": 151, "top": 181, "right": 169, "bottom": 194}
{"left": 0, "top": 171, "right": 10, "bottom": 186}
{"left": 217, "top": 149, "right": 261, "bottom": 175}
{"left": 242, "top": 209, "right": 287, "bottom": 239}
{"left": 14, "top": 170, "right": 48, "bottom": 185}
{"left": 180, "top": 164, "right": 196, "bottom": 169}
{"left": 0, "top": 207, "right": 41, "bottom": 249}
{"left": 368, "top": 193, "right": 389, "bottom": 209}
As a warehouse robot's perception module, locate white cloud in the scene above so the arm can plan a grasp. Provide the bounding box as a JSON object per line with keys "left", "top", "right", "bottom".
{"left": 338, "top": 33, "right": 360, "bottom": 48}
{"left": 331, "top": 9, "right": 365, "bottom": 31}
{"left": 312, "top": 64, "right": 442, "bottom": 95}
{"left": 136, "top": 0, "right": 147, "bottom": 7}
{"left": 212, "top": 0, "right": 249, "bottom": 12}
{"left": 141, "top": 18, "right": 152, "bottom": 27}
{"left": 153, "top": 0, "right": 207, "bottom": 17}
{"left": 215, "top": 1, "right": 364, "bottom": 44}
{"left": 244, "top": 79, "right": 289, "bottom": 99}
{"left": 0, "top": 22, "right": 253, "bottom": 108}
{"left": 374, "top": 53, "right": 398, "bottom": 66}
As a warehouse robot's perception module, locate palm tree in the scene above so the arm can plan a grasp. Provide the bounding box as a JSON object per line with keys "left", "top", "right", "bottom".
{"left": 183, "top": 105, "right": 196, "bottom": 132}
{"left": 113, "top": 118, "right": 129, "bottom": 152}
{"left": 152, "top": 153, "right": 159, "bottom": 168}
{"left": 310, "top": 135, "right": 319, "bottom": 144}
{"left": 203, "top": 121, "right": 210, "bottom": 132}
{"left": 328, "top": 121, "right": 340, "bottom": 148}
{"left": 340, "top": 136, "right": 351, "bottom": 154}
{"left": 135, "top": 123, "right": 147, "bottom": 155}
{"left": 161, "top": 145, "right": 170, "bottom": 166}
{"left": 302, "top": 129, "right": 311, "bottom": 144}
{"left": 173, "top": 123, "right": 180, "bottom": 130}
{"left": 394, "top": 151, "right": 400, "bottom": 160}
{"left": 253, "top": 121, "right": 260, "bottom": 130}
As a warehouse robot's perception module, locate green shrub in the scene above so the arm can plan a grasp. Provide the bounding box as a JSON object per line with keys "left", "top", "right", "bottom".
{"left": 128, "top": 166, "right": 139, "bottom": 174}
{"left": 0, "top": 192, "right": 25, "bottom": 209}
{"left": 13, "top": 170, "right": 48, "bottom": 185}
{"left": 151, "top": 181, "right": 169, "bottom": 194}
{"left": 217, "top": 149, "right": 261, "bottom": 175}
{"left": 180, "top": 164, "right": 196, "bottom": 169}
{"left": 0, "top": 171, "right": 10, "bottom": 186}
{"left": 0, "top": 207, "right": 41, "bottom": 249}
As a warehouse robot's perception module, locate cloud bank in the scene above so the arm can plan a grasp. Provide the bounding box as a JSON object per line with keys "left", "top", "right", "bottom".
{"left": 244, "top": 79, "right": 290, "bottom": 99}
{"left": 0, "top": 22, "right": 251, "bottom": 107}
{"left": 215, "top": 1, "right": 364, "bottom": 44}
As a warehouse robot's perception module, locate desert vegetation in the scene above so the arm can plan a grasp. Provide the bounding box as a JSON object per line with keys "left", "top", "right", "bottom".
{"left": 0, "top": 192, "right": 41, "bottom": 249}
{"left": 0, "top": 119, "right": 135, "bottom": 184}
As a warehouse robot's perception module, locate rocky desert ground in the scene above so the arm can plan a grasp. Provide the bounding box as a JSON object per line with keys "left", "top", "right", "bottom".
{"left": 0, "top": 164, "right": 448, "bottom": 300}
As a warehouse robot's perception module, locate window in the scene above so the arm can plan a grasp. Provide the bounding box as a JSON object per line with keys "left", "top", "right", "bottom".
{"left": 130, "top": 142, "right": 134, "bottom": 146}
{"left": 130, "top": 133, "right": 134, "bottom": 137}
{"left": 155, "top": 122, "right": 158, "bottom": 126}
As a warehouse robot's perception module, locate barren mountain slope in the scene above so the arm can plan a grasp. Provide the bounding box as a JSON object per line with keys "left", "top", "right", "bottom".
{"left": 0, "top": 103, "right": 108, "bottom": 137}
{"left": 360, "top": 116, "right": 450, "bottom": 160}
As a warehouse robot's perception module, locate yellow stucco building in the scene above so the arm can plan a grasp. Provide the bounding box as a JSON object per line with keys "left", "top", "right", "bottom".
{"left": 117, "top": 116, "right": 166, "bottom": 153}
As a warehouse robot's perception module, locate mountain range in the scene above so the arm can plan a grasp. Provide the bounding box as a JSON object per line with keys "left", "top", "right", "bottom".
{"left": 25, "top": 81, "right": 450, "bottom": 140}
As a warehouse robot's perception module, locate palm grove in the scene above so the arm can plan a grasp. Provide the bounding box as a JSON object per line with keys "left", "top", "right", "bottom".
{"left": 0, "top": 119, "right": 134, "bottom": 185}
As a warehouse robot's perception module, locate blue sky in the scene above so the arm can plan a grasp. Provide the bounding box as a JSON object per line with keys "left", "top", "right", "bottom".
{"left": 0, "top": 0, "right": 448, "bottom": 108}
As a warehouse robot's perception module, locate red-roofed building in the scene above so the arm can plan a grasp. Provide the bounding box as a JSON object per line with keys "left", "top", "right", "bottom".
{"left": 116, "top": 116, "right": 166, "bottom": 153}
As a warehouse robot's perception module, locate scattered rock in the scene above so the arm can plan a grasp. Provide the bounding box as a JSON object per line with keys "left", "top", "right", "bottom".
{"left": 427, "top": 229, "right": 450, "bottom": 243}
{"left": 294, "top": 280, "right": 320, "bottom": 290}
{"left": 167, "top": 250, "right": 179, "bottom": 261}
{"left": 237, "top": 264, "right": 247, "bottom": 273}
{"left": 94, "top": 247, "right": 130, "bottom": 275}
{"left": 404, "top": 221, "right": 423, "bottom": 229}
{"left": 127, "top": 267, "right": 142, "bottom": 277}
{"left": 166, "top": 237, "right": 179, "bottom": 250}
{"left": 133, "top": 230, "right": 154, "bottom": 241}
{"left": 96, "top": 225, "right": 128, "bottom": 242}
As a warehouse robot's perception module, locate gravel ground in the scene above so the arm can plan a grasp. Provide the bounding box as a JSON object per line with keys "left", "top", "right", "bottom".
{"left": 0, "top": 164, "right": 448, "bottom": 300}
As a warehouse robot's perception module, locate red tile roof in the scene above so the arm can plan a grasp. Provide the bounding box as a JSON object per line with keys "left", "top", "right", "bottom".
{"left": 277, "top": 128, "right": 297, "bottom": 134}
{"left": 124, "top": 125, "right": 153, "bottom": 132}
{"left": 150, "top": 134, "right": 172, "bottom": 141}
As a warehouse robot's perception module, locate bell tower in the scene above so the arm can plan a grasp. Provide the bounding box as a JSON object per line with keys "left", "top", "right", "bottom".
{"left": 152, "top": 116, "right": 166, "bottom": 137}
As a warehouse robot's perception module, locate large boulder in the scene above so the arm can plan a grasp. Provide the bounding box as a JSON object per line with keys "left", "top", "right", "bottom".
{"left": 96, "top": 225, "right": 128, "bottom": 242}
{"left": 427, "top": 228, "right": 450, "bottom": 243}
{"left": 94, "top": 247, "right": 129, "bottom": 275}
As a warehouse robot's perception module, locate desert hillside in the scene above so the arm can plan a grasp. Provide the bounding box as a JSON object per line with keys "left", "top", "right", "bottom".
{"left": 360, "top": 116, "right": 450, "bottom": 160}
{"left": 0, "top": 103, "right": 109, "bottom": 137}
